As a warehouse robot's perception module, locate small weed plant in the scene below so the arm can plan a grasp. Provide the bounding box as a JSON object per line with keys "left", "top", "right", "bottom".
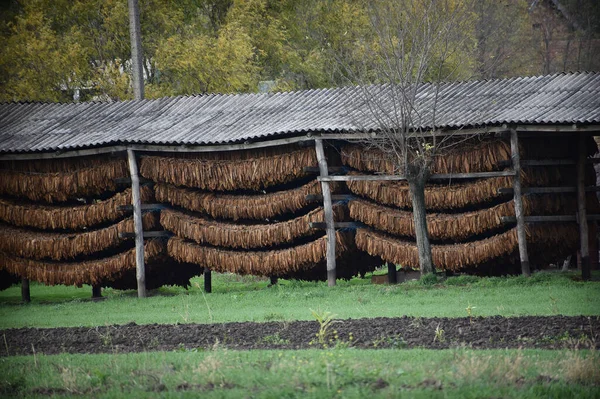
{"left": 372, "top": 334, "right": 407, "bottom": 349}
{"left": 433, "top": 324, "right": 445, "bottom": 343}
{"left": 309, "top": 309, "right": 349, "bottom": 349}
{"left": 466, "top": 303, "right": 476, "bottom": 324}
{"left": 261, "top": 333, "right": 290, "bottom": 346}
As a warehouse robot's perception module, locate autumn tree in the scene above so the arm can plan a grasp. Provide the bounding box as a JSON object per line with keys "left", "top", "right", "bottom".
{"left": 1, "top": 0, "right": 597, "bottom": 102}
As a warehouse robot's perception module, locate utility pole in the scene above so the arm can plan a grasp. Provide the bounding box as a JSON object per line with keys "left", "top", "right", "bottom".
{"left": 128, "top": 0, "right": 144, "bottom": 100}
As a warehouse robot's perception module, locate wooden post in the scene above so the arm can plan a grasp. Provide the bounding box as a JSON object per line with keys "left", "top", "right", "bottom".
{"left": 204, "top": 268, "right": 212, "bottom": 293}
{"left": 589, "top": 222, "right": 598, "bottom": 271}
{"left": 314, "top": 139, "right": 336, "bottom": 286}
{"left": 128, "top": 0, "right": 144, "bottom": 100}
{"left": 21, "top": 278, "right": 30, "bottom": 303}
{"left": 269, "top": 276, "right": 278, "bottom": 286}
{"left": 510, "top": 129, "right": 531, "bottom": 276}
{"left": 127, "top": 149, "right": 146, "bottom": 298}
{"left": 577, "top": 134, "right": 591, "bottom": 281}
{"left": 92, "top": 285, "right": 102, "bottom": 298}
{"left": 387, "top": 263, "right": 397, "bottom": 284}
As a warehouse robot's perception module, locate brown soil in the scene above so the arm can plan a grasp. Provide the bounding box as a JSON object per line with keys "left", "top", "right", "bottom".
{"left": 1, "top": 316, "right": 598, "bottom": 356}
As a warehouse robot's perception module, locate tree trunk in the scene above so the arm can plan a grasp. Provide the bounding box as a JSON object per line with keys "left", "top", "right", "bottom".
{"left": 408, "top": 176, "right": 434, "bottom": 276}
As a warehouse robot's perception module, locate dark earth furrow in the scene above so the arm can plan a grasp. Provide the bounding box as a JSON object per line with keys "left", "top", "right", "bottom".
{"left": 1, "top": 316, "right": 598, "bottom": 356}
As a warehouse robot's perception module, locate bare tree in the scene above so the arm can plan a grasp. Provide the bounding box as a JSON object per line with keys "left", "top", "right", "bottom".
{"left": 337, "top": 0, "right": 477, "bottom": 276}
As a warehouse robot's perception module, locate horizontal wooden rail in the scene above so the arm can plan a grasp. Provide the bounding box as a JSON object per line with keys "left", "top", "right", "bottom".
{"left": 430, "top": 171, "right": 516, "bottom": 179}
{"left": 499, "top": 158, "right": 600, "bottom": 168}
{"left": 499, "top": 186, "right": 600, "bottom": 195}
{"left": 303, "top": 166, "right": 345, "bottom": 173}
{"left": 119, "top": 231, "right": 172, "bottom": 238}
{"left": 115, "top": 177, "right": 152, "bottom": 185}
{"left": 521, "top": 159, "right": 600, "bottom": 166}
{"left": 309, "top": 222, "right": 363, "bottom": 229}
{"left": 118, "top": 204, "right": 167, "bottom": 212}
{"left": 501, "top": 215, "right": 600, "bottom": 223}
{"left": 306, "top": 194, "right": 355, "bottom": 201}
{"left": 515, "top": 124, "right": 600, "bottom": 133}
{"left": 318, "top": 170, "right": 515, "bottom": 182}
{"left": 522, "top": 159, "right": 576, "bottom": 166}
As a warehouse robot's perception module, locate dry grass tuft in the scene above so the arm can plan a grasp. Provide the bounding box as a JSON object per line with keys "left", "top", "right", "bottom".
{"left": 560, "top": 350, "right": 600, "bottom": 384}
{"left": 452, "top": 351, "right": 526, "bottom": 385}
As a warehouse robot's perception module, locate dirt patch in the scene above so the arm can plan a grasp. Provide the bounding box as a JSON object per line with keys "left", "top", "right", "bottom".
{"left": 1, "top": 316, "right": 598, "bottom": 356}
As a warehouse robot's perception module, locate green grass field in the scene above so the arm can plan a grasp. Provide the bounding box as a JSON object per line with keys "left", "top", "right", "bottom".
{"left": 1, "top": 271, "right": 599, "bottom": 398}
{"left": 1, "top": 348, "right": 599, "bottom": 398}
{"left": 1, "top": 271, "right": 599, "bottom": 329}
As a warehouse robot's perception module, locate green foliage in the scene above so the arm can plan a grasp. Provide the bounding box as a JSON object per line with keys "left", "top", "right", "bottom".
{"left": 153, "top": 24, "right": 259, "bottom": 95}
{"left": 445, "top": 275, "right": 481, "bottom": 286}
{"left": 261, "top": 332, "right": 290, "bottom": 345}
{"left": 309, "top": 308, "right": 340, "bottom": 348}
{"left": 2, "top": 0, "right": 590, "bottom": 102}
{"left": 433, "top": 324, "right": 446, "bottom": 343}
{"left": 0, "top": 6, "right": 90, "bottom": 102}
{"left": 418, "top": 273, "right": 440, "bottom": 286}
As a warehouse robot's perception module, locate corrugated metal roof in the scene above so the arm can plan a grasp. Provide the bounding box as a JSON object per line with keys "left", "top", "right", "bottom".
{"left": 0, "top": 72, "right": 599, "bottom": 154}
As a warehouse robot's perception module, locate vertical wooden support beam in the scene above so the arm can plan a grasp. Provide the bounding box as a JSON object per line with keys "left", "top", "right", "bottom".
{"left": 589, "top": 222, "right": 598, "bottom": 271}
{"left": 204, "top": 268, "right": 212, "bottom": 293}
{"left": 21, "top": 278, "right": 30, "bottom": 303}
{"left": 314, "top": 139, "right": 336, "bottom": 286}
{"left": 269, "top": 276, "right": 278, "bottom": 286}
{"left": 511, "top": 129, "right": 531, "bottom": 276}
{"left": 387, "top": 263, "right": 397, "bottom": 284}
{"left": 92, "top": 285, "right": 102, "bottom": 299}
{"left": 577, "top": 134, "right": 591, "bottom": 281}
{"left": 127, "top": 149, "right": 146, "bottom": 298}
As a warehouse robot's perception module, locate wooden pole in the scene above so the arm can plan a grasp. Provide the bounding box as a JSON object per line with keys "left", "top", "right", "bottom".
{"left": 127, "top": 149, "right": 146, "bottom": 298}
{"left": 510, "top": 129, "right": 531, "bottom": 276}
{"left": 269, "top": 276, "right": 278, "bottom": 286}
{"left": 128, "top": 0, "right": 144, "bottom": 100}
{"left": 21, "top": 278, "right": 30, "bottom": 303}
{"left": 204, "top": 268, "right": 212, "bottom": 293}
{"left": 387, "top": 263, "right": 397, "bottom": 284}
{"left": 92, "top": 285, "right": 102, "bottom": 299}
{"left": 314, "top": 139, "right": 336, "bottom": 286}
{"left": 577, "top": 134, "right": 591, "bottom": 281}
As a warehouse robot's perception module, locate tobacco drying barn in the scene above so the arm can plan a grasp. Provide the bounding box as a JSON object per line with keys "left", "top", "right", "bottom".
{"left": 0, "top": 72, "right": 599, "bottom": 295}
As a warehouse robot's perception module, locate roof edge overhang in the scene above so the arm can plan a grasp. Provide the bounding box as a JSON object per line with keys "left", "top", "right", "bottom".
{"left": 1, "top": 123, "right": 599, "bottom": 161}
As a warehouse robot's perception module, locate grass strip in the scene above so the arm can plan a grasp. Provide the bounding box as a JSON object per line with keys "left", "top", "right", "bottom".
{"left": 0, "top": 271, "right": 598, "bottom": 329}
{"left": 1, "top": 348, "right": 598, "bottom": 398}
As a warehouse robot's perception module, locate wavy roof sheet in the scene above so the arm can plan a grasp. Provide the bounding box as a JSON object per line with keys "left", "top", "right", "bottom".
{"left": 0, "top": 72, "right": 599, "bottom": 154}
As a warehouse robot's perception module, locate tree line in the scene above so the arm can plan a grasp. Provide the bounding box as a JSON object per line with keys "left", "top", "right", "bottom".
{"left": 0, "top": 0, "right": 598, "bottom": 102}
